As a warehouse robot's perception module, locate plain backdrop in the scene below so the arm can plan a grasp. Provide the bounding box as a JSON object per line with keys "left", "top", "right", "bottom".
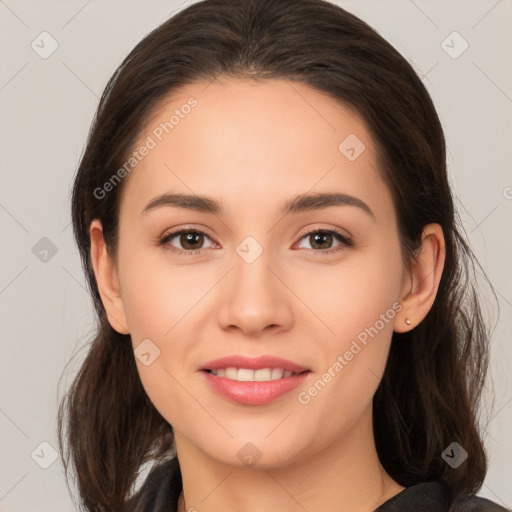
{"left": 0, "top": 0, "right": 511, "bottom": 510}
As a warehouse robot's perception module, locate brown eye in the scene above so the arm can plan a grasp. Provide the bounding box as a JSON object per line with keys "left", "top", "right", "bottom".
{"left": 158, "top": 229, "right": 215, "bottom": 255}
{"left": 178, "top": 231, "right": 205, "bottom": 250}
{"left": 309, "top": 231, "right": 335, "bottom": 250}
{"left": 296, "top": 229, "right": 353, "bottom": 254}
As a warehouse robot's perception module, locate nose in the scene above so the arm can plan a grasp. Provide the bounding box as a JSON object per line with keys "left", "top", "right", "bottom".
{"left": 216, "top": 249, "right": 294, "bottom": 337}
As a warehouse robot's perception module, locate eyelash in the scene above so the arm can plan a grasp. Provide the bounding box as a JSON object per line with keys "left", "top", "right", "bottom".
{"left": 157, "top": 226, "right": 353, "bottom": 256}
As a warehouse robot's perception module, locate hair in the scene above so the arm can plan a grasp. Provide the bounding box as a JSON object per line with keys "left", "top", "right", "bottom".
{"left": 58, "top": 0, "right": 498, "bottom": 510}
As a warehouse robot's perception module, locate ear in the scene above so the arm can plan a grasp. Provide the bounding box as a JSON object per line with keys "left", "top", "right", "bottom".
{"left": 89, "top": 219, "right": 130, "bottom": 334}
{"left": 393, "top": 223, "right": 446, "bottom": 333}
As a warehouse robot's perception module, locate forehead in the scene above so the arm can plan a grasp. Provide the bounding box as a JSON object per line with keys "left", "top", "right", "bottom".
{"left": 120, "top": 77, "right": 391, "bottom": 219}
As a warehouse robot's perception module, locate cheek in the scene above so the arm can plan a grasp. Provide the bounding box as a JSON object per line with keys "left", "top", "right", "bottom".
{"left": 296, "top": 237, "right": 403, "bottom": 408}
{"left": 117, "top": 235, "right": 210, "bottom": 341}
{"left": 297, "top": 239, "right": 403, "bottom": 346}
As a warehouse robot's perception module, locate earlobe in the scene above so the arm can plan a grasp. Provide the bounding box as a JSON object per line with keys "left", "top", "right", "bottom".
{"left": 393, "top": 223, "right": 446, "bottom": 333}
{"left": 89, "top": 219, "right": 130, "bottom": 335}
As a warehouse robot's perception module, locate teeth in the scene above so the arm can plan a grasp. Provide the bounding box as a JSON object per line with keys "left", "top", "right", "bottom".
{"left": 209, "top": 367, "right": 300, "bottom": 382}
{"left": 271, "top": 368, "right": 283, "bottom": 380}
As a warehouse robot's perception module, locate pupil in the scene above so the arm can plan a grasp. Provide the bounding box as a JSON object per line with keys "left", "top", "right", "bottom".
{"left": 312, "top": 232, "right": 332, "bottom": 249}
{"left": 182, "top": 232, "right": 202, "bottom": 249}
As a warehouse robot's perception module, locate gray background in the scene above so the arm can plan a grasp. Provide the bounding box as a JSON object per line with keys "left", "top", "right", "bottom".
{"left": 0, "top": 0, "right": 511, "bottom": 510}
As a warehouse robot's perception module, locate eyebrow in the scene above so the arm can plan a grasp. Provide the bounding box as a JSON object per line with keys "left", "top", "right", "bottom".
{"left": 141, "top": 192, "right": 375, "bottom": 219}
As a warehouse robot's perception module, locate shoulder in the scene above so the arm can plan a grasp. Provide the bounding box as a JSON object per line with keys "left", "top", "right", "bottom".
{"left": 376, "top": 480, "right": 451, "bottom": 511}
{"left": 125, "top": 457, "right": 182, "bottom": 512}
{"left": 376, "top": 480, "right": 510, "bottom": 512}
{"left": 450, "top": 494, "right": 511, "bottom": 512}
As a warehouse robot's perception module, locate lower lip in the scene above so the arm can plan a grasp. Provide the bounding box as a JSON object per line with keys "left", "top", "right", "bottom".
{"left": 200, "top": 370, "right": 311, "bottom": 405}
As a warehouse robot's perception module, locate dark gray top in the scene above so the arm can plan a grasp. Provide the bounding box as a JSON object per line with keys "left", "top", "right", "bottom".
{"left": 126, "top": 457, "right": 510, "bottom": 512}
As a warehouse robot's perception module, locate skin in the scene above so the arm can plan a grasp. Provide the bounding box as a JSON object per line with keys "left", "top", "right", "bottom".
{"left": 90, "top": 77, "right": 445, "bottom": 512}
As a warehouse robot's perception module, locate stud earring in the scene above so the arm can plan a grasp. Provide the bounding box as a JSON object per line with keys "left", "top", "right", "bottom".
{"left": 405, "top": 318, "right": 411, "bottom": 325}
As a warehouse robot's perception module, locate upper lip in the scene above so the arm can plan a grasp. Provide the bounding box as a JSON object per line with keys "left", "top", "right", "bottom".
{"left": 199, "top": 355, "right": 310, "bottom": 373}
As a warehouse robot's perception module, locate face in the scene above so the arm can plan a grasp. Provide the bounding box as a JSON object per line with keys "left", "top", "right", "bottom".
{"left": 106, "top": 78, "right": 409, "bottom": 468}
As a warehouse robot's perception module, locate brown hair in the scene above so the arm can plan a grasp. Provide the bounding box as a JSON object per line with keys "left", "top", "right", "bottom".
{"left": 58, "top": 0, "right": 497, "bottom": 510}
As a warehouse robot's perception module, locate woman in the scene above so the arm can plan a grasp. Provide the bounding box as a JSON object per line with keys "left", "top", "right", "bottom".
{"left": 57, "top": 0, "right": 510, "bottom": 511}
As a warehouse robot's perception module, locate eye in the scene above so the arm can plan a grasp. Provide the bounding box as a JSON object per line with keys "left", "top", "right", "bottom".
{"left": 158, "top": 228, "right": 215, "bottom": 255}
{"left": 295, "top": 228, "right": 353, "bottom": 255}
{"left": 158, "top": 226, "right": 353, "bottom": 256}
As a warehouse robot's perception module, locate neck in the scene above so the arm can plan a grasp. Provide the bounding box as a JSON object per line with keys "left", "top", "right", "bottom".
{"left": 174, "top": 407, "right": 404, "bottom": 512}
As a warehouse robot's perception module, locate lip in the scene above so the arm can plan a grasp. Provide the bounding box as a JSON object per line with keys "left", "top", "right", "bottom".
{"left": 198, "top": 354, "right": 310, "bottom": 373}
{"left": 198, "top": 354, "right": 311, "bottom": 406}
{"left": 200, "top": 370, "right": 311, "bottom": 405}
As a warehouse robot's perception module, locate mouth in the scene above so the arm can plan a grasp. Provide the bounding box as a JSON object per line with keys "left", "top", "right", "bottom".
{"left": 198, "top": 355, "right": 312, "bottom": 405}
